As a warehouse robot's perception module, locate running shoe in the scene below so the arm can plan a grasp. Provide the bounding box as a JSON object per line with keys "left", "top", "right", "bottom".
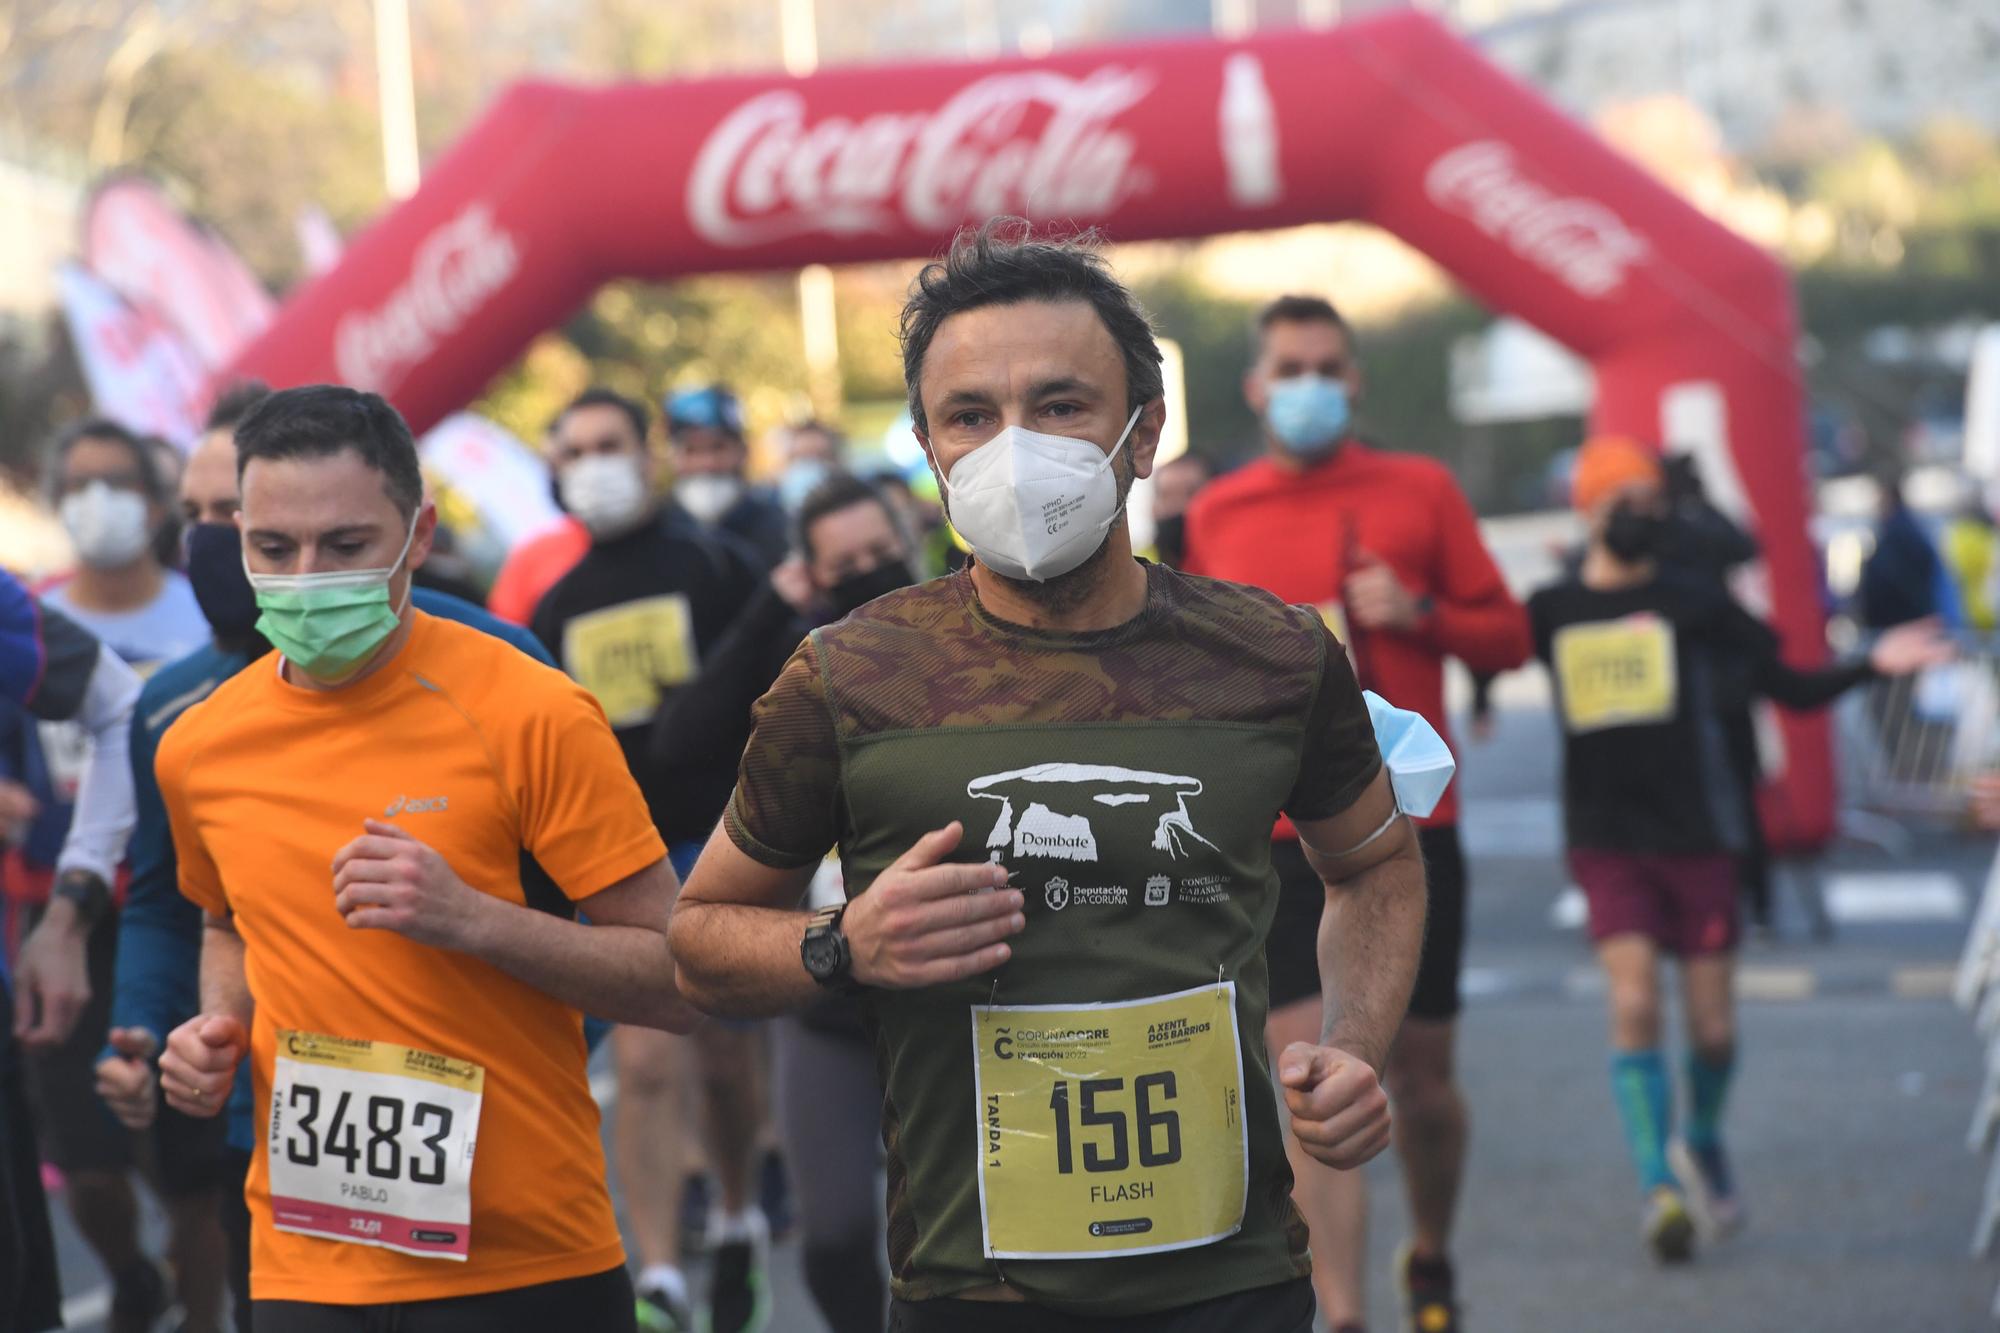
{"left": 109, "top": 1257, "right": 170, "bottom": 1333}
{"left": 1669, "top": 1139, "right": 1745, "bottom": 1239}
{"left": 1642, "top": 1185, "right": 1696, "bottom": 1265}
{"left": 1395, "top": 1242, "right": 1461, "bottom": 1333}
{"left": 757, "top": 1147, "right": 795, "bottom": 1242}
{"left": 637, "top": 1281, "right": 696, "bottom": 1333}
{"left": 704, "top": 1235, "right": 772, "bottom": 1333}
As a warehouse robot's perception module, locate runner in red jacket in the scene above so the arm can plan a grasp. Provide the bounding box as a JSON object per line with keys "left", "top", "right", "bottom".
{"left": 1185, "top": 294, "right": 1531, "bottom": 1333}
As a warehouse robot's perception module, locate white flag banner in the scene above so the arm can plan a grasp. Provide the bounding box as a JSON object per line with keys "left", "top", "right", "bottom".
{"left": 57, "top": 262, "right": 207, "bottom": 446}
{"left": 418, "top": 413, "right": 561, "bottom": 571}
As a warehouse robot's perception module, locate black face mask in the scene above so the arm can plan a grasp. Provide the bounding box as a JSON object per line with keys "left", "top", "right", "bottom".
{"left": 1604, "top": 504, "right": 1666, "bottom": 562}
{"left": 826, "top": 560, "right": 915, "bottom": 618}
{"left": 1153, "top": 514, "right": 1188, "bottom": 568}
{"left": 185, "top": 522, "right": 262, "bottom": 639}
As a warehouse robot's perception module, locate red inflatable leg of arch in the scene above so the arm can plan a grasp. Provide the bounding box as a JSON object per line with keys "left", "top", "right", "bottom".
{"left": 226, "top": 10, "right": 1833, "bottom": 848}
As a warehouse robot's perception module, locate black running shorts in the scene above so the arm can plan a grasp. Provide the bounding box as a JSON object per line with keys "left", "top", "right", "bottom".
{"left": 1264, "top": 823, "right": 1467, "bottom": 1021}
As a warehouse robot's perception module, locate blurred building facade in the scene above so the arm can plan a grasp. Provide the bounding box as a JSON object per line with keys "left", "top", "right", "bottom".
{"left": 1437, "top": 0, "right": 2000, "bottom": 147}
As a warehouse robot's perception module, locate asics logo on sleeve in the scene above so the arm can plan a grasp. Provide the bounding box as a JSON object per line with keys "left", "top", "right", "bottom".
{"left": 384, "top": 795, "right": 450, "bottom": 816}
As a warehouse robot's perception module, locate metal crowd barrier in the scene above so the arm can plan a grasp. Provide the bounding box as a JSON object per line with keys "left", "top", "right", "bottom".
{"left": 1957, "top": 846, "right": 2000, "bottom": 1317}
{"left": 1841, "top": 640, "right": 2000, "bottom": 823}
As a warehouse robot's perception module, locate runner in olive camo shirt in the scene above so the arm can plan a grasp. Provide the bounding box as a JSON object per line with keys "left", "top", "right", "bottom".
{"left": 671, "top": 220, "right": 1428, "bottom": 1333}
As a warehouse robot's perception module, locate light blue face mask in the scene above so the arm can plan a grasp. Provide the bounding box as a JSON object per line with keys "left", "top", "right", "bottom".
{"left": 1266, "top": 374, "right": 1351, "bottom": 458}
{"left": 778, "top": 458, "right": 833, "bottom": 513}
{"left": 1365, "top": 690, "right": 1456, "bottom": 817}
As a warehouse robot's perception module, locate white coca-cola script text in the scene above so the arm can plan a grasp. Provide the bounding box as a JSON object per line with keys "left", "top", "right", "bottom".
{"left": 334, "top": 205, "right": 519, "bottom": 392}
{"left": 687, "top": 67, "right": 1155, "bottom": 248}
{"left": 1425, "top": 141, "right": 1649, "bottom": 299}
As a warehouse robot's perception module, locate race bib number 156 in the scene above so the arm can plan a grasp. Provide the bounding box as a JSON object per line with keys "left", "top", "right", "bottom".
{"left": 267, "top": 1031, "right": 484, "bottom": 1261}
{"left": 972, "top": 983, "right": 1247, "bottom": 1260}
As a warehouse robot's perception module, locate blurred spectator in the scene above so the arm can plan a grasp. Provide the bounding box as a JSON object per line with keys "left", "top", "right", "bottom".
{"left": 531, "top": 386, "right": 771, "bottom": 1333}
{"left": 8, "top": 418, "right": 206, "bottom": 1332}
{"left": 1942, "top": 496, "right": 1998, "bottom": 633}
{"left": 144, "top": 436, "right": 187, "bottom": 570}
{"left": 869, "top": 469, "right": 961, "bottom": 577}
{"left": 668, "top": 384, "right": 790, "bottom": 567}
{"left": 0, "top": 571, "right": 143, "bottom": 1333}
{"left": 773, "top": 419, "right": 846, "bottom": 514}
{"left": 1148, "top": 452, "right": 1211, "bottom": 568}
{"left": 486, "top": 427, "right": 590, "bottom": 625}
{"left": 1859, "top": 471, "right": 1950, "bottom": 629}
{"left": 1659, "top": 453, "right": 1758, "bottom": 581}
{"left": 650, "top": 472, "right": 915, "bottom": 1333}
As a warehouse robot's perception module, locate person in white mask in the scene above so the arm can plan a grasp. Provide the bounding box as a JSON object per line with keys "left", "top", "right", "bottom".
{"left": 666, "top": 385, "right": 791, "bottom": 570}
{"left": 43, "top": 418, "right": 208, "bottom": 666}
{"left": 670, "top": 219, "right": 1427, "bottom": 1333}
{"left": 532, "top": 387, "right": 775, "bottom": 1333}
{"left": 15, "top": 417, "right": 207, "bottom": 1332}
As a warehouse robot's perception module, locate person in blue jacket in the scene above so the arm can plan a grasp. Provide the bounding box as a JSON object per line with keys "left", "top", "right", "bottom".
{"left": 91, "top": 384, "right": 560, "bottom": 1332}
{"left": 0, "top": 568, "right": 142, "bottom": 1333}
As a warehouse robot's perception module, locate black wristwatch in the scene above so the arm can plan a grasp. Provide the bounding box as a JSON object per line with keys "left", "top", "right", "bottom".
{"left": 51, "top": 869, "right": 113, "bottom": 929}
{"left": 801, "top": 904, "right": 860, "bottom": 993}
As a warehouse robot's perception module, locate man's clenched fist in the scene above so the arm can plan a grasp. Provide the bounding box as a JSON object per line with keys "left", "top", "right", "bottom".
{"left": 159, "top": 1014, "right": 248, "bottom": 1119}
{"left": 1277, "top": 1041, "right": 1392, "bottom": 1170}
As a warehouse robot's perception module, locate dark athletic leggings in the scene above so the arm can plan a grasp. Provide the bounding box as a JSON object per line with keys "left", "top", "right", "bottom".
{"left": 774, "top": 1013, "right": 888, "bottom": 1333}
{"left": 251, "top": 1265, "right": 634, "bottom": 1333}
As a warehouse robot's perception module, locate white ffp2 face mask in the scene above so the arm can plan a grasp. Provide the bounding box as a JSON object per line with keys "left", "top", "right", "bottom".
{"left": 61, "top": 481, "right": 153, "bottom": 570}
{"left": 944, "top": 406, "right": 1143, "bottom": 583}
{"left": 560, "top": 454, "right": 651, "bottom": 537}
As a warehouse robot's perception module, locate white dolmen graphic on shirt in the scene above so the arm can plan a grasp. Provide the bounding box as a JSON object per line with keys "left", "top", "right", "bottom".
{"left": 967, "top": 763, "right": 1221, "bottom": 863}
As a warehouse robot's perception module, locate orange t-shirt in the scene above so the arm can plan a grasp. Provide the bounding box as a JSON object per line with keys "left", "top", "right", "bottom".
{"left": 157, "top": 612, "right": 665, "bottom": 1304}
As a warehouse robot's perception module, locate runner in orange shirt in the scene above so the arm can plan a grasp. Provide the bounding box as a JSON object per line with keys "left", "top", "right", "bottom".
{"left": 155, "top": 385, "right": 694, "bottom": 1333}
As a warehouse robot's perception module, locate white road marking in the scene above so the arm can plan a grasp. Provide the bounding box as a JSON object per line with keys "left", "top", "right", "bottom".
{"left": 1823, "top": 872, "right": 1967, "bottom": 923}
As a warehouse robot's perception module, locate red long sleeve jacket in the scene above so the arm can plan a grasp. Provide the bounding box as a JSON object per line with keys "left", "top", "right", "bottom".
{"left": 1184, "top": 442, "right": 1532, "bottom": 831}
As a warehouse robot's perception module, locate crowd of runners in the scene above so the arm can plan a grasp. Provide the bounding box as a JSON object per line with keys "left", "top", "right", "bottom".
{"left": 0, "top": 219, "right": 1953, "bottom": 1333}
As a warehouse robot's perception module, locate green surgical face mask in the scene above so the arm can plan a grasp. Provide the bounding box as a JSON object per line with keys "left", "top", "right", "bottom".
{"left": 245, "top": 519, "right": 417, "bottom": 684}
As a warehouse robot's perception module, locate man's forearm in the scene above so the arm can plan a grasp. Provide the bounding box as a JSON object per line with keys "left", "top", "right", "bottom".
{"left": 461, "top": 901, "right": 688, "bottom": 1031}
{"left": 198, "top": 918, "right": 254, "bottom": 1029}
{"left": 1314, "top": 843, "right": 1428, "bottom": 1070}
{"left": 669, "top": 902, "right": 822, "bottom": 1019}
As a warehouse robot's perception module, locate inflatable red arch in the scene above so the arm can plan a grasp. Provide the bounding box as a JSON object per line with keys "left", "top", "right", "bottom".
{"left": 226, "top": 9, "right": 1833, "bottom": 847}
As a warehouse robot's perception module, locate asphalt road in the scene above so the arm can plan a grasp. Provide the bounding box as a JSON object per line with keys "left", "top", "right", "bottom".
{"left": 46, "top": 690, "right": 2000, "bottom": 1332}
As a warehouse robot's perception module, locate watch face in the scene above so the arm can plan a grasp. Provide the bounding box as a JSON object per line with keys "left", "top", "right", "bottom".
{"left": 803, "top": 932, "right": 840, "bottom": 978}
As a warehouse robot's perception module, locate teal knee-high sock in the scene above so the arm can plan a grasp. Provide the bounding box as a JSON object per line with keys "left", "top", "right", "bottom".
{"left": 1610, "top": 1050, "right": 1674, "bottom": 1193}
{"left": 1685, "top": 1048, "right": 1736, "bottom": 1149}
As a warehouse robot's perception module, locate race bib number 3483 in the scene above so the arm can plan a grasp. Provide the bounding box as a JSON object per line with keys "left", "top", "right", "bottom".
{"left": 267, "top": 1031, "right": 484, "bottom": 1261}
{"left": 972, "top": 983, "right": 1247, "bottom": 1260}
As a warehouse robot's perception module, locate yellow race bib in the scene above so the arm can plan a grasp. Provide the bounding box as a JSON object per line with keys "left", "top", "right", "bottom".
{"left": 1553, "top": 614, "right": 1678, "bottom": 733}
{"left": 971, "top": 983, "right": 1247, "bottom": 1260}
{"left": 560, "top": 595, "right": 697, "bottom": 728}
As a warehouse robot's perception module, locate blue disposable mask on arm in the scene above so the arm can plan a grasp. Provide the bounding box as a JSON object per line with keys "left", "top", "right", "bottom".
{"left": 1304, "top": 691, "right": 1458, "bottom": 862}
{"left": 1366, "top": 690, "right": 1456, "bottom": 817}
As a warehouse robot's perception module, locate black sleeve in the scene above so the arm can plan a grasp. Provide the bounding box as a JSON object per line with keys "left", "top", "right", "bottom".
{"left": 1724, "top": 597, "right": 1874, "bottom": 710}
{"left": 649, "top": 584, "right": 806, "bottom": 772}
{"left": 1526, "top": 589, "right": 1555, "bottom": 664}
{"left": 529, "top": 580, "right": 565, "bottom": 665}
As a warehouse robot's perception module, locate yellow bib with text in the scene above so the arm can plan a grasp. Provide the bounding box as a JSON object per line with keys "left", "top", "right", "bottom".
{"left": 1553, "top": 615, "right": 1678, "bottom": 733}
{"left": 971, "top": 983, "right": 1247, "bottom": 1260}
{"left": 560, "top": 595, "right": 697, "bottom": 728}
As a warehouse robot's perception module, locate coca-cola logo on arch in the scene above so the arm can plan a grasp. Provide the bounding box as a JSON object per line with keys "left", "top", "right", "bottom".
{"left": 1424, "top": 141, "right": 1649, "bottom": 299}
{"left": 335, "top": 203, "right": 520, "bottom": 392}
{"left": 687, "top": 66, "right": 1158, "bottom": 248}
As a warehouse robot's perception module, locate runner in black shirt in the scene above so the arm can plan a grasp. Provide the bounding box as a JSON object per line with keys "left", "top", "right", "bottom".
{"left": 1527, "top": 437, "right": 1946, "bottom": 1265}
{"left": 529, "top": 387, "right": 769, "bottom": 1333}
